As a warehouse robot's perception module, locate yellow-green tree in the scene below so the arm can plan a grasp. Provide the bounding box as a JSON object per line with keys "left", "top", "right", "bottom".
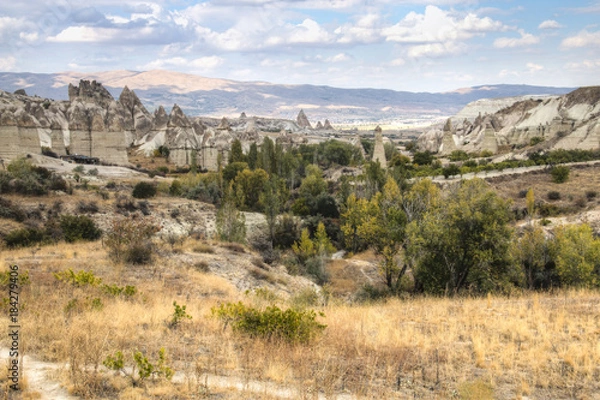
{"left": 407, "top": 179, "right": 514, "bottom": 295}
{"left": 341, "top": 177, "right": 407, "bottom": 290}
{"left": 512, "top": 225, "right": 551, "bottom": 289}
{"left": 550, "top": 224, "right": 600, "bottom": 287}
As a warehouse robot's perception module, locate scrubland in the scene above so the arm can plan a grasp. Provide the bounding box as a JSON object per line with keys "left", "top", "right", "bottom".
{"left": 0, "top": 240, "right": 599, "bottom": 399}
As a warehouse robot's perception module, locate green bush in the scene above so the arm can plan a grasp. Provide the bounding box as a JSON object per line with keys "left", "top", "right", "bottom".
{"left": 449, "top": 150, "right": 470, "bottom": 162}
{"left": 102, "top": 284, "right": 137, "bottom": 297}
{"left": 54, "top": 269, "right": 102, "bottom": 287}
{"left": 4, "top": 227, "right": 47, "bottom": 248}
{"left": 103, "top": 348, "right": 173, "bottom": 386}
{"left": 550, "top": 165, "right": 570, "bottom": 183}
{"left": 168, "top": 301, "right": 192, "bottom": 328}
{"left": 60, "top": 215, "right": 102, "bottom": 243}
{"left": 132, "top": 181, "right": 157, "bottom": 199}
{"left": 0, "top": 197, "right": 26, "bottom": 221}
{"left": 212, "top": 302, "right": 326, "bottom": 344}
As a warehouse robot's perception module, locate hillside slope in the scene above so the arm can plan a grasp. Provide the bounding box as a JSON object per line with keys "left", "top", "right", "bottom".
{"left": 0, "top": 70, "right": 574, "bottom": 123}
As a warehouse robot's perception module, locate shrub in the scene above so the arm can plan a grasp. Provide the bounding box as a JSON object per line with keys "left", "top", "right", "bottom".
{"left": 77, "top": 201, "right": 99, "bottom": 214}
{"left": 60, "top": 215, "right": 102, "bottom": 243}
{"left": 54, "top": 269, "right": 102, "bottom": 287}
{"left": 0, "top": 197, "right": 26, "bottom": 221}
{"left": 442, "top": 164, "right": 461, "bottom": 179}
{"left": 449, "top": 150, "right": 470, "bottom": 162}
{"left": 547, "top": 191, "right": 561, "bottom": 201}
{"left": 212, "top": 302, "right": 326, "bottom": 344}
{"left": 550, "top": 165, "right": 570, "bottom": 183}
{"left": 529, "top": 136, "right": 545, "bottom": 146}
{"left": 586, "top": 190, "right": 597, "bottom": 201}
{"left": 125, "top": 244, "right": 154, "bottom": 265}
{"left": 103, "top": 348, "right": 173, "bottom": 386}
{"left": 194, "top": 261, "right": 210, "bottom": 272}
{"left": 102, "top": 284, "right": 137, "bottom": 297}
{"left": 104, "top": 217, "right": 161, "bottom": 264}
{"left": 132, "top": 181, "right": 157, "bottom": 199}
{"left": 4, "top": 227, "right": 47, "bottom": 248}
{"left": 155, "top": 166, "right": 169, "bottom": 175}
{"left": 168, "top": 301, "right": 192, "bottom": 328}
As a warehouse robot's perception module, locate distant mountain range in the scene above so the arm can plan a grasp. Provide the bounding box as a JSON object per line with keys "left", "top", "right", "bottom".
{"left": 0, "top": 70, "right": 575, "bottom": 124}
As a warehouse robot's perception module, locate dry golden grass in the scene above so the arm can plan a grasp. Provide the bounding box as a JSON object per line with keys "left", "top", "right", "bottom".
{"left": 489, "top": 163, "right": 600, "bottom": 212}
{"left": 0, "top": 239, "right": 599, "bottom": 399}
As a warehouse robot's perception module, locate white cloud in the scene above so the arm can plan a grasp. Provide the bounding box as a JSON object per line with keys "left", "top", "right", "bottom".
{"left": 538, "top": 20, "right": 562, "bottom": 30}
{"left": 565, "top": 59, "right": 600, "bottom": 70}
{"left": 0, "top": 56, "right": 17, "bottom": 71}
{"left": 142, "top": 56, "right": 224, "bottom": 70}
{"left": 327, "top": 53, "right": 351, "bottom": 63}
{"left": 494, "top": 30, "right": 539, "bottom": 48}
{"left": 526, "top": 62, "right": 544, "bottom": 73}
{"left": 383, "top": 6, "right": 505, "bottom": 44}
{"left": 561, "top": 30, "right": 600, "bottom": 48}
{"left": 288, "top": 19, "right": 332, "bottom": 44}
{"left": 389, "top": 58, "right": 406, "bottom": 66}
{"left": 407, "top": 42, "right": 467, "bottom": 58}
{"left": 335, "top": 13, "right": 383, "bottom": 44}
{"left": 47, "top": 26, "right": 119, "bottom": 42}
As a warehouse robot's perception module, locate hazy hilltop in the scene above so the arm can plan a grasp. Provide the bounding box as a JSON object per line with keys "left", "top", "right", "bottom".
{"left": 0, "top": 70, "right": 574, "bottom": 124}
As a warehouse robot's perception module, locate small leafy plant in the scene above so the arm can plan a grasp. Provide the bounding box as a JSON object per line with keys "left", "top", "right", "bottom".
{"left": 168, "top": 301, "right": 192, "bottom": 328}
{"left": 103, "top": 348, "right": 174, "bottom": 386}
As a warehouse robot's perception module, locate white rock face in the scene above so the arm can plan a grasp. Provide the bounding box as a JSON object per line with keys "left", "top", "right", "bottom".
{"left": 425, "top": 87, "right": 600, "bottom": 154}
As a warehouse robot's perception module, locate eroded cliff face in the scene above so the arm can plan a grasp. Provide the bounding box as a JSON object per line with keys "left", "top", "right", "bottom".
{"left": 420, "top": 87, "right": 600, "bottom": 155}
{"left": 0, "top": 80, "right": 132, "bottom": 164}
{"left": 0, "top": 80, "right": 332, "bottom": 170}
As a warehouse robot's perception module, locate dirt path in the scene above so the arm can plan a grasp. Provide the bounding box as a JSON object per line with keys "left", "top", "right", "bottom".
{"left": 0, "top": 348, "right": 77, "bottom": 399}
{"left": 1, "top": 349, "right": 355, "bottom": 399}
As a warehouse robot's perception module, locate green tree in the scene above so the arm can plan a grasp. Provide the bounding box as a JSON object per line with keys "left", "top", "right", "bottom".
{"left": 363, "top": 161, "right": 386, "bottom": 199}
{"left": 341, "top": 177, "right": 407, "bottom": 290}
{"left": 260, "top": 177, "right": 282, "bottom": 248}
{"left": 222, "top": 162, "right": 248, "bottom": 184}
{"left": 292, "top": 228, "right": 315, "bottom": 265}
{"left": 229, "top": 139, "right": 246, "bottom": 164}
{"left": 233, "top": 168, "right": 269, "bottom": 211}
{"left": 341, "top": 194, "right": 373, "bottom": 253}
{"left": 216, "top": 183, "right": 246, "bottom": 243}
{"left": 512, "top": 225, "right": 552, "bottom": 289}
{"left": 526, "top": 188, "right": 535, "bottom": 221}
{"left": 247, "top": 142, "right": 258, "bottom": 170}
{"left": 259, "top": 137, "right": 276, "bottom": 175}
{"left": 407, "top": 179, "right": 514, "bottom": 295}
{"left": 550, "top": 224, "right": 600, "bottom": 287}
{"left": 413, "top": 151, "right": 434, "bottom": 166}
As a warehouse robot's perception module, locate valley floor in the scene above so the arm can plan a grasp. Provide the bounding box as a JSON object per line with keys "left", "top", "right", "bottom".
{"left": 0, "top": 240, "right": 599, "bottom": 399}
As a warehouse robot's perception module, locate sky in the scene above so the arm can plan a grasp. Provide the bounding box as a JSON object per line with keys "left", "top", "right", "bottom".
{"left": 0, "top": 0, "right": 599, "bottom": 92}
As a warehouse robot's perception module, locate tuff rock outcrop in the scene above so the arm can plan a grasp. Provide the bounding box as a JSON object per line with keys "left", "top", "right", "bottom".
{"left": 296, "top": 109, "right": 312, "bottom": 130}
{"left": 372, "top": 126, "right": 387, "bottom": 168}
{"left": 420, "top": 87, "right": 600, "bottom": 155}
{"left": 0, "top": 79, "right": 346, "bottom": 170}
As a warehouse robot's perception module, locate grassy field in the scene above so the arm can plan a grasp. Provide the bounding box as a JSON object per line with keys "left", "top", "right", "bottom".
{"left": 0, "top": 239, "right": 599, "bottom": 399}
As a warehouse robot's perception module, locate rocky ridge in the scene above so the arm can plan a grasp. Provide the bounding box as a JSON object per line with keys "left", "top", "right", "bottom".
{"left": 0, "top": 81, "right": 336, "bottom": 171}
{"left": 419, "top": 87, "right": 600, "bottom": 155}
